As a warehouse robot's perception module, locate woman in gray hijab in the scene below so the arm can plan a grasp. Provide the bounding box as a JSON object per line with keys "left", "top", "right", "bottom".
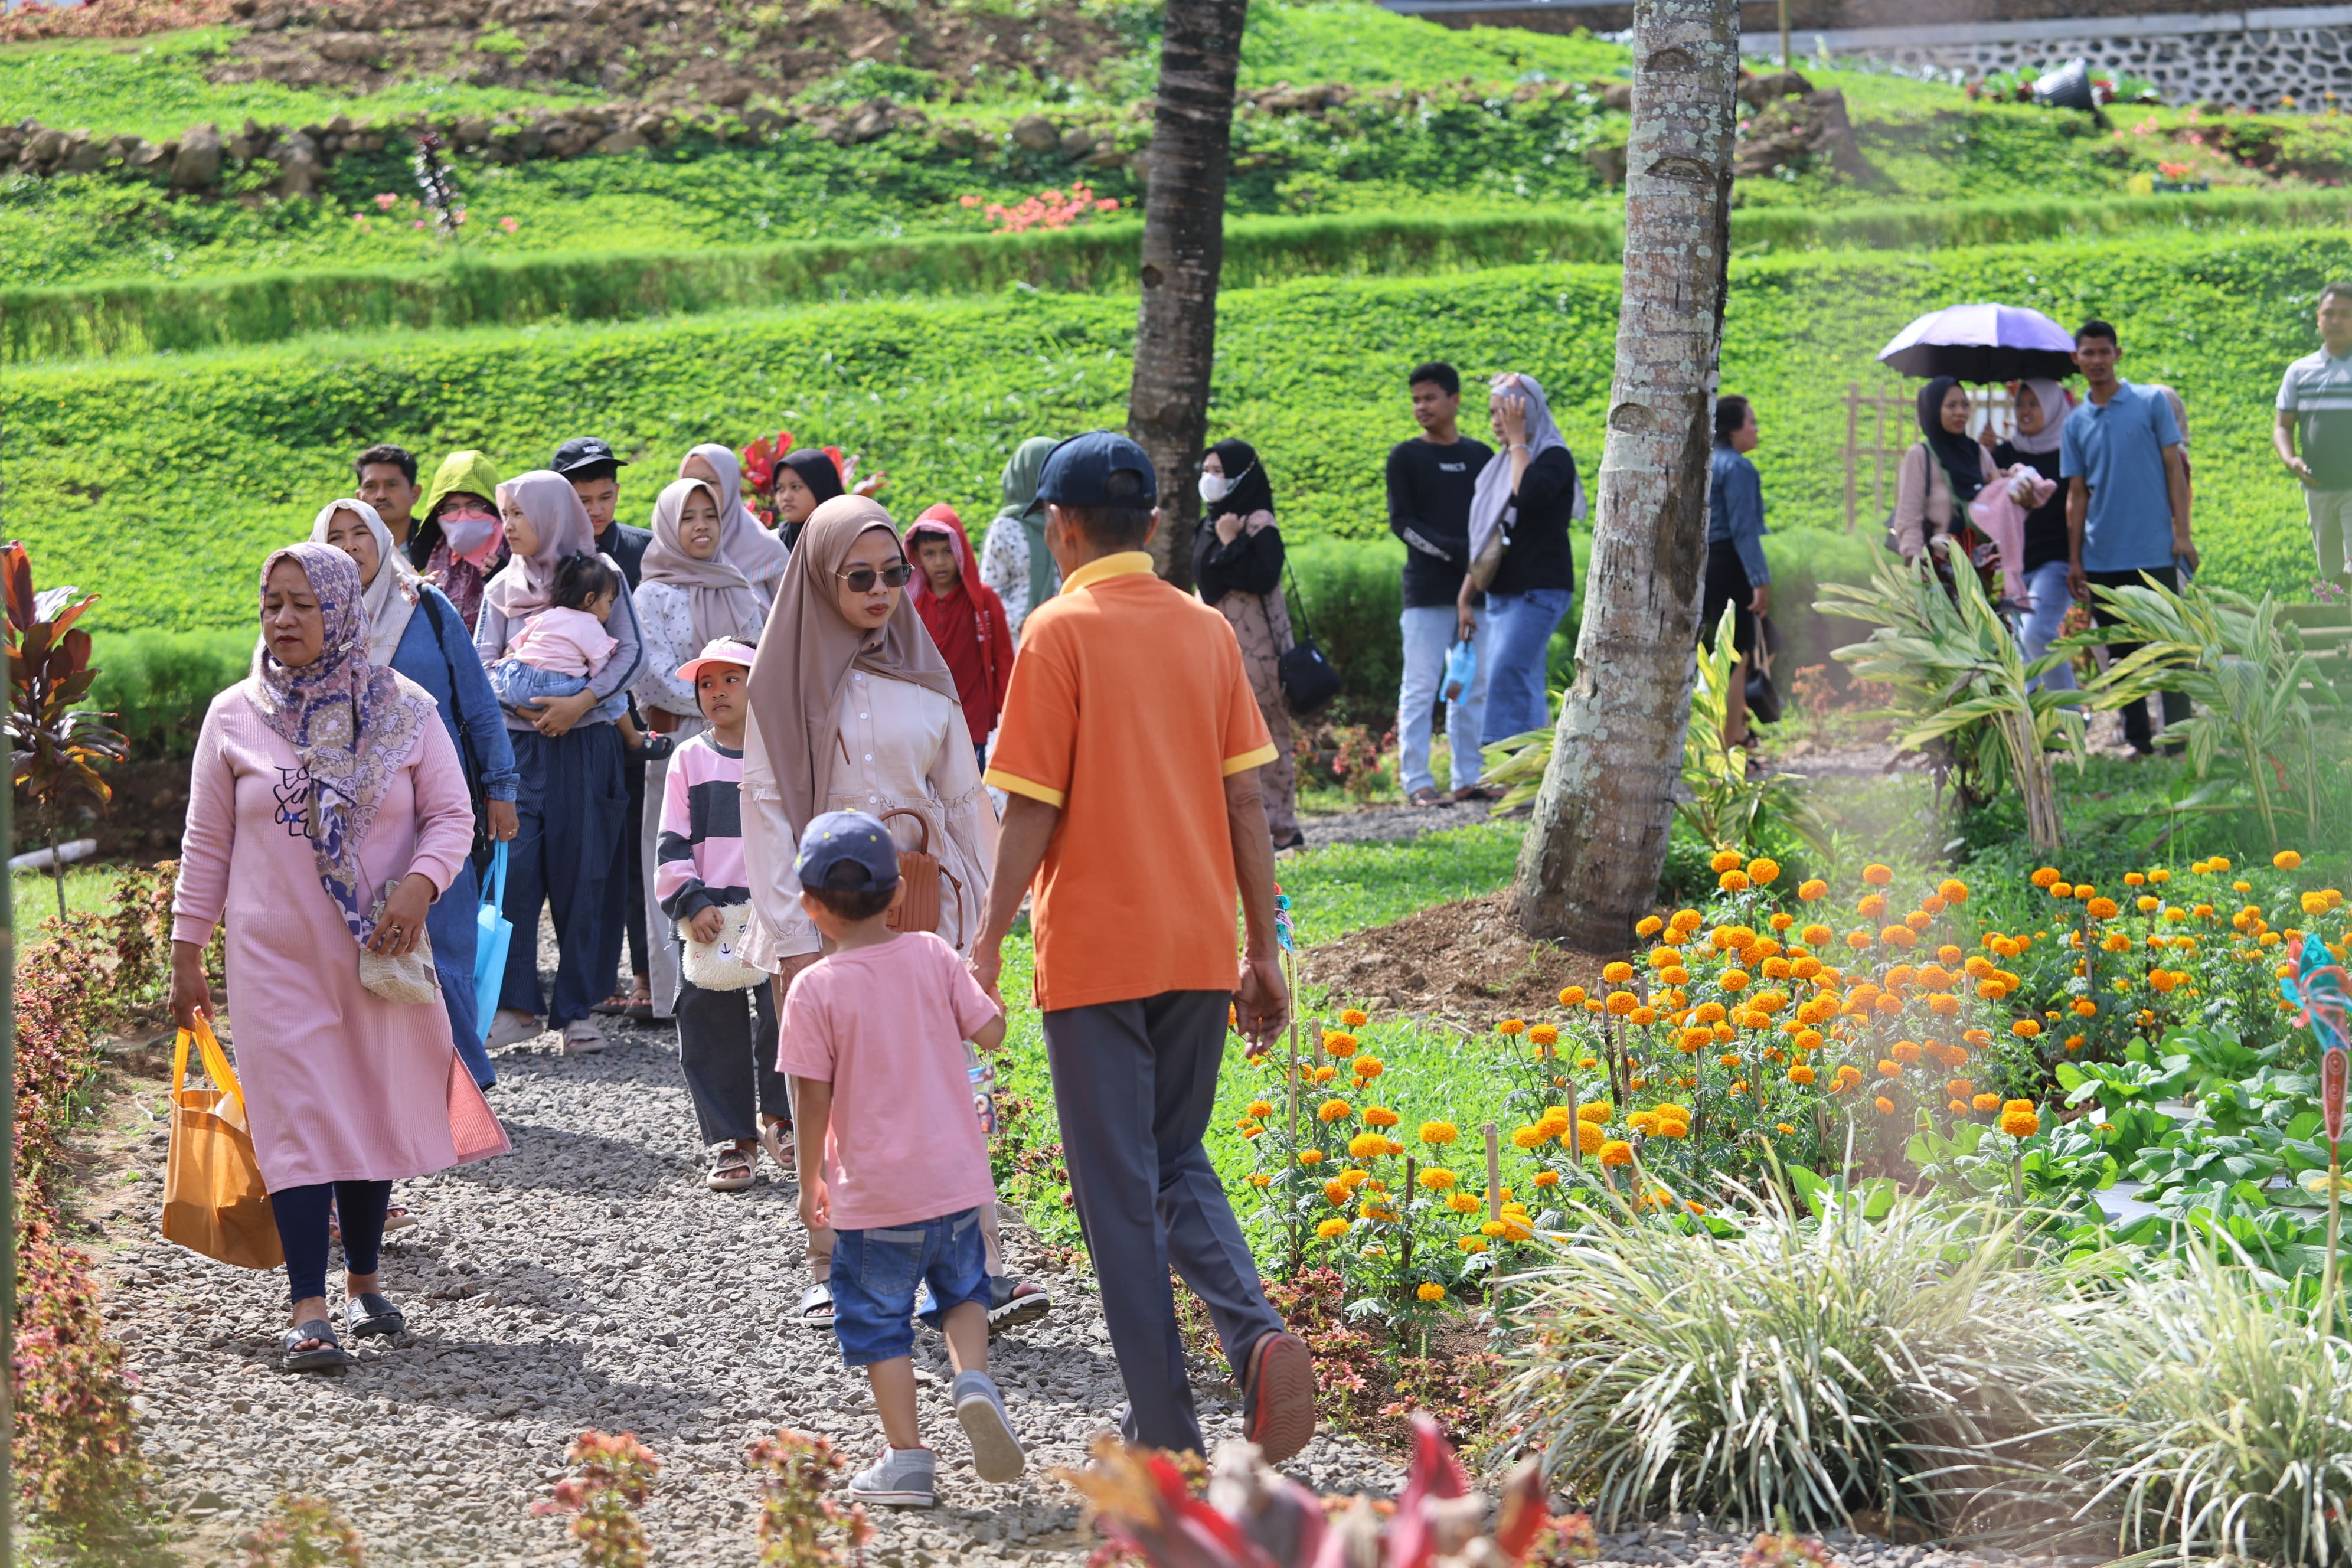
{"left": 1461, "top": 372, "right": 1580, "bottom": 748}
{"left": 978, "top": 437, "right": 1061, "bottom": 642}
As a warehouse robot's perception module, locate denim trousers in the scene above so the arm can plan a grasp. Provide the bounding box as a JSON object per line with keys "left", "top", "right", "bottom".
{"left": 2017, "top": 558, "right": 2077, "bottom": 695}
{"left": 1479, "top": 587, "right": 1572, "bottom": 747}
{"left": 490, "top": 659, "right": 590, "bottom": 712}
{"left": 1396, "top": 606, "right": 1490, "bottom": 795}
{"left": 424, "top": 855, "right": 493, "bottom": 1087}
{"left": 499, "top": 723, "right": 627, "bottom": 1027}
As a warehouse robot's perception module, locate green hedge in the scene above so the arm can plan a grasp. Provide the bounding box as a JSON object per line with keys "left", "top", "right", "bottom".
{"left": 8, "top": 226, "right": 2340, "bottom": 646}
{"left": 11, "top": 188, "right": 2348, "bottom": 364}
{"left": 84, "top": 629, "right": 253, "bottom": 758}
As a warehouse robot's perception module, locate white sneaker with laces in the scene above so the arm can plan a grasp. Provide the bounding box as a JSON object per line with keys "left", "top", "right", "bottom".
{"left": 848, "top": 1445, "right": 935, "bottom": 1507}
{"left": 953, "top": 1371, "right": 1025, "bottom": 1482}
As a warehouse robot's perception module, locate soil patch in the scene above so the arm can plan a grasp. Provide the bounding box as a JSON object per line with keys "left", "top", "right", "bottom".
{"left": 14, "top": 757, "right": 189, "bottom": 864}
{"left": 1299, "top": 891, "right": 1607, "bottom": 1024}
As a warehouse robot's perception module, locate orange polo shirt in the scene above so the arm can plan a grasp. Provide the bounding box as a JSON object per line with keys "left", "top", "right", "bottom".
{"left": 984, "top": 551, "right": 1277, "bottom": 1011}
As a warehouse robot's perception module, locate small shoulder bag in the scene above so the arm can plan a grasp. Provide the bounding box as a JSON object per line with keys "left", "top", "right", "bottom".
{"left": 1276, "top": 558, "right": 1342, "bottom": 717}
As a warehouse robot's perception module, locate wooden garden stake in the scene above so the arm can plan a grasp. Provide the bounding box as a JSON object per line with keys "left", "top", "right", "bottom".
{"left": 1400, "top": 1155, "right": 1416, "bottom": 1312}
{"left": 1482, "top": 1123, "right": 1502, "bottom": 1221}
{"left": 2322, "top": 1045, "right": 2346, "bottom": 1329}
{"left": 1566, "top": 1079, "right": 1581, "bottom": 1167}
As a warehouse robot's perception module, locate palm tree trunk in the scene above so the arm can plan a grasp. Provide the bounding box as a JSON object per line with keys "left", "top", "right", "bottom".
{"left": 1127, "top": 0, "right": 1249, "bottom": 590}
{"left": 1508, "top": 0, "right": 1742, "bottom": 952}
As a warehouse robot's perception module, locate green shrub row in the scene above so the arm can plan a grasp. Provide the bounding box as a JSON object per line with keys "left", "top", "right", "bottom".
{"left": 84, "top": 628, "right": 254, "bottom": 758}
{"left": 9, "top": 227, "right": 2340, "bottom": 647}
{"left": 11, "top": 187, "right": 2348, "bottom": 364}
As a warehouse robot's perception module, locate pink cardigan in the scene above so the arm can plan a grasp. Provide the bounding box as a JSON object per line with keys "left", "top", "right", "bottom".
{"left": 172, "top": 683, "right": 508, "bottom": 1191}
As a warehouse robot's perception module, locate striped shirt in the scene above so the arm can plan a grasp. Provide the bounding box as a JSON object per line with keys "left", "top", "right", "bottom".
{"left": 2279, "top": 345, "right": 2352, "bottom": 491}
{"left": 656, "top": 734, "right": 750, "bottom": 922}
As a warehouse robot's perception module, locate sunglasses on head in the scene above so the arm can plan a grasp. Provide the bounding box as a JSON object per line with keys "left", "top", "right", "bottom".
{"left": 835, "top": 561, "right": 913, "bottom": 593}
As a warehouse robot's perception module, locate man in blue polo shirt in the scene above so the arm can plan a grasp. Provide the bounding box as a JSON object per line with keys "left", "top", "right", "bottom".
{"left": 2062, "top": 318, "right": 2194, "bottom": 757}
{"left": 2275, "top": 280, "right": 2352, "bottom": 585}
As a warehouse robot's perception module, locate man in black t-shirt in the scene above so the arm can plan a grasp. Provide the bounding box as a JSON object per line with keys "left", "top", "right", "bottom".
{"left": 1387, "top": 362, "right": 1497, "bottom": 804}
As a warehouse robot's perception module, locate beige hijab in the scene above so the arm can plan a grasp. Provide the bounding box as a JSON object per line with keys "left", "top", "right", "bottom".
{"left": 309, "top": 498, "right": 420, "bottom": 667}
{"left": 483, "top": 469, "right": 597, "bottom": 620}
{"left": 642, "top": 478, "right": 767, "bottom": 649}
{"left": 744, "top": 495, "right": 960, "bottom": 838}
{"left": 682, "top": 442, "right": 791, "bottom": 592}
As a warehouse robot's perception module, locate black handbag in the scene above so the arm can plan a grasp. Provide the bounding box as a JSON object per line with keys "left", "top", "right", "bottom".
{"left": 1744, "top": 613, "right": 1783, "bottom": 724}
{"left": 1276, "top": 558, "right": 1342, "bottom": 717}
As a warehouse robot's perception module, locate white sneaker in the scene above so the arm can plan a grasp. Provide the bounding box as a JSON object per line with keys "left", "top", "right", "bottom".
{"left": 561, "top": 1018, "right": 607, "bottom": 1054}
{"left": 483, "top": 1010, "right": 543, "bottom": 1050}
{"left": 848, "top": 1445, "right": 935, "bottom": 1507}
{"left": 953, "top": 1371, "right": 1025, "bottom": 1482}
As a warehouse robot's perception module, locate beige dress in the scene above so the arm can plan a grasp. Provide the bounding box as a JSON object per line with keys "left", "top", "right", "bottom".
{"left": 1216, "top": 588, "right": 1300, "bottom": 842}
{"left": 740, "top": 672, "right": 995, "bottom": 965}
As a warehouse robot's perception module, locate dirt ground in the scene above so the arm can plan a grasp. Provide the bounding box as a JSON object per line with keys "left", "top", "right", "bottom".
{"left": 1298, "top": 891, "right": 1608, "bottom": 1025}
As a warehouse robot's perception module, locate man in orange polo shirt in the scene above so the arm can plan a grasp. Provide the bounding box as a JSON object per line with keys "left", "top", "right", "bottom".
{"left": 972, "top": 431, "right": 1317, "bottom": 1463}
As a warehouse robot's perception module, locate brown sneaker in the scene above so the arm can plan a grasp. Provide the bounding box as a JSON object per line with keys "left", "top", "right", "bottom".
{"left": 1242, "top": 1331, "right": 1317, "bottom": 1464}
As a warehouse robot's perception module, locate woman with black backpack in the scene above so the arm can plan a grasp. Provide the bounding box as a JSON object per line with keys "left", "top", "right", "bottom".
{"left": 1192, "top": 437, "right": 1304, "bottom": 852}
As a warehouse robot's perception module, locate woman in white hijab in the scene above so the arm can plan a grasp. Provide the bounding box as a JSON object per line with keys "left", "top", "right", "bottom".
{"left": 1987, "top": 378, "right": 2078, "bottom": 692}
{"left": 1460, "top": 372, "right": 1582, "bottom": 748}
{"left": 311, "top": 498, "right": 518, "bottom": 1090}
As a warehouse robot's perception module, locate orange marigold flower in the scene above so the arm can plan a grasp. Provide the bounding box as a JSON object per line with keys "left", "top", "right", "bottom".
{"left": 1877, "top": 1059, "right": 1902, "bottom": 1078}
{"left": 1709, "top": 850, "right": 1743, "bottom": 873}
{"left": 1497, "top": 1019, "right": 1526, "bottom": 1037}
{"left": 1892, "top": 1040, "right": 1923, "bottom": 1064}
{"left": 1636, "top": 915, "right": 1665, "bottom": 937}
{"left": 1631, "top": 1006, "right": 1659, "bottom": 1025}
{"left": 1298, "top": 1149, "right": 1324, "bottom": 1166}
{"left": 1972, "top": 1092, "right": 2001, "bottom": 1112}
{"left": 2088, "top": 897, "right": 2120, "bottom": 920}
{"left": 1874, "top": 1096, "right": 1896, "bottom": 1114}
{"left": 1720, "top": 870, "right": 1752, "bottom": 893}
{"left": 2012, "top": 1018, "right": 2041, "bottom": 1039}
{"left": 1883, "top": 926, "right": 1918, "bottom": 949}
{"left": 1317, "top": 1099, "right": 1352, "bottom": 1122}
{"left": 1558, "top": 987, "right": 1587, "bottom": 1007}
{"left": 1602, "top": 961, "right": 1635, "bottom": 985}
{"left": 1363, "top": 1105, "right": 1399, "bottom": 1127}
{"left": 1323, "top": 1032, "right": 1358, "bottom": 1057}
{"left": 1355, "top": 1058, "right": 1386, "bottom": 1081}
{"left": 1720, "top": 969, "right": 1752, "bottom": 992}
{"left": 2275, "top": 850, "right": 2304, "bottom": 871}
{"left": 1801, "top": 923, "right": 1832, "bottom": 945}
{"left": 1533, "top": 1169, "right": 1561, "bottom": 1187}
{"left": 1340, "top": 1008, "right": 1369, "bottom": 1028}
{"left": 2000, "top": 1107, "right": 2040, "bottom": 1138}
{"left": 1607, "top": 991, "right": 1639, "bottom": 1017}
{"left": 1418, "top": 1167, "right": 1458, "bottom": 1191}
{"left": 1574, "top": 1121, "right": 1605, "bottom": 1154}
{"left": 1788, "top": 1064, "right": 1817, "bottom": 1085}
{"left": 1938, "top": 878, "right": 1969, "bottom": 903}
{"left": 2031, "top": 868, "right": 2061, "bottom": 888}
{"left": 1748, "top": 857, "right": 1781, "bottom": 884}
{"left": 1798, "top": 878, "right": 1828, "bottom": 901}
{"left": 1598, "top": 1139, "right": 1634, "bottom": 1167}
{"left": 1858, "top": 893, "right": 1890, "bottom": 920}
{"left": 1529, "top": 1024, "right": 1560, "bottom": 1047}
{"left": 1863, "top": 863, "right": 1894, "bottom": 886}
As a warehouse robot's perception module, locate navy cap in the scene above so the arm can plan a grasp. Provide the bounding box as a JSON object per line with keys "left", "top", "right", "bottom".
{"left": 1036, "top": 430, "right": 1157, "bottom": 509}
{"left": 551, "top": 436, "right": 628, "bottom": 476}
{"left": 795, "top": 811, "right": 901, "bottom": 893}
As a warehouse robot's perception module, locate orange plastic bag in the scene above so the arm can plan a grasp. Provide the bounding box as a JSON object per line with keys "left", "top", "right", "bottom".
{"left": 160, "top": 1018, "right": 284, "bottom": 1270}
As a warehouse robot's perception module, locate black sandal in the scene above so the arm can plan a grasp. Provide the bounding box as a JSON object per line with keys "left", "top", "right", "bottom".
{"left": 282, "top": 1319, "right": 351, "bottom": 1371}
{"left": 347, "top": 1293, "right": 406, "bottom": 1338}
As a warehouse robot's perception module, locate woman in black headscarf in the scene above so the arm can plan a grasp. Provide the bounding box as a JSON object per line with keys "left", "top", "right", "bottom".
{"left": 1191, "top": 437, "right": 1301, "bottom": 851}
{"left": 1891, "top": 375, "right": 1996, "bottom": 564}
{"left": 773, "top": 449, "right": 846, "bottom": 554}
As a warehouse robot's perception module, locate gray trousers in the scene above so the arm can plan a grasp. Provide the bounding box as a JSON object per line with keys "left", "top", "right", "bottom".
{"left": 1043, "top": 989, "right": 1284, "bottom": 1456}
{"left": 676, "top": 976, "right": 788, "bottom": 1145}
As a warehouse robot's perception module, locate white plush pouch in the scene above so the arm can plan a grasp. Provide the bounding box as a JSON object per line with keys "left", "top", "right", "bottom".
{"left": 678, "top": 904, "right": 764, "bottom": 992}
{"left": 358, "top": 896, "right": 439, "bottom": 1005}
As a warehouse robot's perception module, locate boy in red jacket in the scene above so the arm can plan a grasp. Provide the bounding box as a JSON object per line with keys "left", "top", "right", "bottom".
{"left": 904, "top": 505, "right": 1015, "bottom": 768}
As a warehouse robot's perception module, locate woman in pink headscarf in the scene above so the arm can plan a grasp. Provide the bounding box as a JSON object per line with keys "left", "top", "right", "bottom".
{"left": 472, "top": 471, "right": 647, "bottom": 1056}
{"left": 169, "top": 543, "right": 507, "bottom": 1373}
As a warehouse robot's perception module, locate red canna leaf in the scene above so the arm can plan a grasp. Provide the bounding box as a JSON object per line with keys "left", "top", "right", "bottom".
{"left": 3, "top": 541, "right": 33, "bottom": 633}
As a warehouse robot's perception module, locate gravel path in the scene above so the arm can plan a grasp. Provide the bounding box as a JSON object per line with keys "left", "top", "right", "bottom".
{"left": 95, "top": 923, "right": 1400, "bottom": 1566}
{"left": 1296, "top": 795, "right": 1492, "bottom": 850}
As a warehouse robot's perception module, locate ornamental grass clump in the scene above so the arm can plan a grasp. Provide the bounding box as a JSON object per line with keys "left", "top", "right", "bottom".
{"left": 1504, "top": 1188, "right": 2094, "bottom": 1534}
{"left": 2063, "top": 1247, "right": 2352, "bottom": 1567}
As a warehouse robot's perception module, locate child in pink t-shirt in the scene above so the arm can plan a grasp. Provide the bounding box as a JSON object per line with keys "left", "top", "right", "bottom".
{"left": 778, "top": 809, "right": 1022, "bottom": 1510}
{"left": 489, "top": 553, "right": 622, "bottom": 714}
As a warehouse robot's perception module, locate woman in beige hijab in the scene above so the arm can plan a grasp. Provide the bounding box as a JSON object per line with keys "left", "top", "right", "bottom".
{"left": 740, "top": 496, "right": 1044, "bottom": 1330}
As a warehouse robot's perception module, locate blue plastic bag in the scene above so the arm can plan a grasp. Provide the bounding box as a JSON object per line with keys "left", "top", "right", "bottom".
{"left": 1442, "top": 638, "right": 1478, "bottom": 703}
{"left": 473, "top": 841, "right": 513, "bottom": 1009}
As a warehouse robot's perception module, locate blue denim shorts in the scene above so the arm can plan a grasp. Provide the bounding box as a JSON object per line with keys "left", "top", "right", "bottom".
{"left": 829, "top": 1206, "right": 989, "bottom": 1367}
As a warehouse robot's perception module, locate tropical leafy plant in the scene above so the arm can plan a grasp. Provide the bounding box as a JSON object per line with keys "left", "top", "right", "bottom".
{"left": 1818, "top": 552, "right": 2082, "bottom": 854}
{"left": 1481, "top": 609, "right": 1828, "bottom": 861}
{"left": 2065, "top": 574, "right": 2344, "bottom": 849}
{"left": 4, "top": 541, "right": 126, "bottom": 919}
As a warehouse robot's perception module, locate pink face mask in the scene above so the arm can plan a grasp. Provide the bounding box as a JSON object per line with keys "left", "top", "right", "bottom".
{"left": 439, "top": 508, "right": 501, "bottom": 567}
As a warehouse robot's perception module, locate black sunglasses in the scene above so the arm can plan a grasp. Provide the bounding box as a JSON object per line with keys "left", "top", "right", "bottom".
{"left": 835, "top": 561, "right": 913, "bottom": 593}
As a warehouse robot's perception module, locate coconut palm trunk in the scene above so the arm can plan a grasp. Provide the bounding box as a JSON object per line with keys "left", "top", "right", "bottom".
{"left": 1127, "top": 0, "right": 1249, "bottom": 590}
{"left": 1508, "top": 0, "right": 1742, "bottom": 952}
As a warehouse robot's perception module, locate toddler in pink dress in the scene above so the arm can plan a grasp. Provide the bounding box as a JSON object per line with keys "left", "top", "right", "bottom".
{"left": 489, "top": 552, "right": 622, "bottom": 714}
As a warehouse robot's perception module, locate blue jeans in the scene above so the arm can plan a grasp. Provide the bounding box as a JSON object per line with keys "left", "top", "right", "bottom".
{"left": 2018, "top": 558, "right": 2077, "bottom": 694}
{"left": 830, "top": 1207, "right": 991, "bottom": 1367}
{"left": 1479, "top": 587, "right": 1572, "bottom": 747}
{"left": 426, "top": 857, "right": 492, "bottom": 1088}
{"left": 499, "top": 724, "right": 627, "bottom": 1027}
{"left": 1396, "top": 606, "right": 1491, "bottom": 796}
{"left": 491, "top": 659, "right": 589, "bottom": 714}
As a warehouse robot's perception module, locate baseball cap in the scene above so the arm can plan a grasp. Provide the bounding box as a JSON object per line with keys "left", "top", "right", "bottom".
{"left": 675, "top": 636, "right": 758, "bottom": 685}
{"left": 1036, "top": 430, "right": 1157, "bottom": 509}
{"left": 551, "top": 436, "right": 629, "bottom": 476}
{"left": 795, "top": 811, "right": 901, "bottom": 893}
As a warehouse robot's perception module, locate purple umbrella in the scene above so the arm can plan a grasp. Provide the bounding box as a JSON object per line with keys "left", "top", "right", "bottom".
{"left": 1876, "top": 303, "right": 2078, "bottom": 383}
